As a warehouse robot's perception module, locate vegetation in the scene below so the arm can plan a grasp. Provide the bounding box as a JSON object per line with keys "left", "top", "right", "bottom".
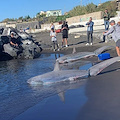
{"left": 1, "top": 1, "right": 118, "bottom": 23}
{"left": 68, "top": 3, "right": 97, "bottom": 17}
{"left": 68, "top": 1, "right": 117, "bottom": 17}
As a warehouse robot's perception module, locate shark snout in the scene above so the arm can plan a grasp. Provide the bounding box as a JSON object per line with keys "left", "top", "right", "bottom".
{"left": 27, "top": 78, "right": 43, "bottom": 85}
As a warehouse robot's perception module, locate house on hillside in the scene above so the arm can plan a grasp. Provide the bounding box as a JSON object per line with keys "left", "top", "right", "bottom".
{"left": 46, "top": 10, "right": 62, "bottom": 17}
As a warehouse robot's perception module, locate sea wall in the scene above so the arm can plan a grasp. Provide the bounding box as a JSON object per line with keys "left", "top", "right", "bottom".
{"left": 66, "top": 11, "right": 103, "bottom": 25}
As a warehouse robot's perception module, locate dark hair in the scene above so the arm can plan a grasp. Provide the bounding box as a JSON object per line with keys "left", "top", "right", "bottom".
{"left": 51, "top": 28, "right": 54, "bottom": 32}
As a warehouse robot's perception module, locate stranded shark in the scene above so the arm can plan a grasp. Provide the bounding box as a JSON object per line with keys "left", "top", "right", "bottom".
{"left": 56, "top": 46, "right": 114, "bottom": 63}
{"left": 27, "top": 56, "right": 120, "bottom": 85}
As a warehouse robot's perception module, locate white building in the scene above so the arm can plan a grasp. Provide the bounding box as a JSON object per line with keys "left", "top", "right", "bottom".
{"left": 40, "top": 11, "right": 46, "bottom": 15}
{"left": 46, "top": 10, "right": 62, "bottom": 17}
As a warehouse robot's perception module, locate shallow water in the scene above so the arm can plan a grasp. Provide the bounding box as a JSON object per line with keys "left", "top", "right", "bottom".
{"left": 0, "top": 54, "right": 92, "bottom": 120}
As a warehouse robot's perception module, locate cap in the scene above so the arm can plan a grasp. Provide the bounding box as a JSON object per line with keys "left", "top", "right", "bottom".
{"left": 11, "top": 32, "right": 14, "bottom": 35}
{"left": 109, "top": 20, "right": 115, "bottom": 24}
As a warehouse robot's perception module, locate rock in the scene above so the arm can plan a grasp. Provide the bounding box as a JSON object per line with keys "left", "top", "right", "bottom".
{"left": 0, "top": 27, "right": 42, "bottom": 61}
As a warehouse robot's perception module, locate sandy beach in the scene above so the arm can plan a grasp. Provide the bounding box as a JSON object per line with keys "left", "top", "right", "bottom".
{"left": 33, "top": 28, "right": 116, "bottom": 55}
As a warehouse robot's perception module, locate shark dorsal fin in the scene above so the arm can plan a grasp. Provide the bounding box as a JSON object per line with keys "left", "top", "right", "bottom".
{"left": 54, "top": 61, "right": 60, "bottom": 71}
{"left": 58, "top": 92, "right": 65, "bottom": 102}
{"left": 72, "top": 47, "right": 76, "bottom": 54}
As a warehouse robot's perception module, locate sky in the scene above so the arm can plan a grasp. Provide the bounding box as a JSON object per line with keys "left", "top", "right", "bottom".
{"left": 0, "top": 0, "right": 110, "bottom": 21}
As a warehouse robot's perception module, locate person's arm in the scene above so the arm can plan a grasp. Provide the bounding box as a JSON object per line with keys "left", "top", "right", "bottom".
{"left": 9, "top": 37, "right": 17, "bottom": 46}
{"left": 104, "top": 26, "right": 114, "bottom": 36}
{"left": 10, "top": 41, "right": 18, "bottom": 46}
{"left": 108, "top": 13, "right": 110, "bottom": 20}
{"left": 61, "top": 25, "right": 63, "bottom": 30}
{"left": 89, "top": 22, "right": 94, "bottom": 27}
{"left": 86, "top": 22, "right": 90, "bottom": 25}
{"left": 103, "top": 12, "right": 106, "bottom": 18}
{"left": 66, "top": 24, "right": 69, "bottom": 30}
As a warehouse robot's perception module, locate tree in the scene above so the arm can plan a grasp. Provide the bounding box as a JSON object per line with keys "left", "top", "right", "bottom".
{"left": 18, "top": 16, "right": 23, "bottom": 20}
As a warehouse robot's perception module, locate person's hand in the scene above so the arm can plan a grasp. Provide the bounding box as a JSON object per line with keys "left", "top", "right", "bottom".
{"left": 15, "top": 44, "right": 18, "bottom": 47}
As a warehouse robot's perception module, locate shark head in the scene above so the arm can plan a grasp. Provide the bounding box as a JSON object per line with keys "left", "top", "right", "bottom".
{"left": 27, "top": 77, "right": 43, "bottom": 85}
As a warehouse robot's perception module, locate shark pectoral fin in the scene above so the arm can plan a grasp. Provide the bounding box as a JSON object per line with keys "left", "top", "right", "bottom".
{"left": 54, "top": 61, "right": 60, "bottom": 71}
{"left": 58, "top": 92, "right": 65, "bottom": 102}
{"left": 72, "top": 47, "right": 76, "bottom": 54}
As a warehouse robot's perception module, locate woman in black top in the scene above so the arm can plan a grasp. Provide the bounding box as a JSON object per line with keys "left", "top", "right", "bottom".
{"left": 61, "top": 21, "right": 69, "bottom": 47}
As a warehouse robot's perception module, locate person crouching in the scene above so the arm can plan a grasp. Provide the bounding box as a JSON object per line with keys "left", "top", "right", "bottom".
{"left": 50, "top": 28, "right": 59, "bottom": 51}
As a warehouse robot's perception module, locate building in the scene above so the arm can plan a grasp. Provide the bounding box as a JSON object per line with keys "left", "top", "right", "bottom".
{"left": 116, "top": 0, "right": 120, "bottom": 10}
{"left": 40, "top": 11, "right": 46, "bottom": 16}
{"left": 46, "top": 10, "right": 62, "bottom": 17}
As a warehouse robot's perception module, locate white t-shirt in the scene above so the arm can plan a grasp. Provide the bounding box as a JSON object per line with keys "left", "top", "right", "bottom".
{"left": 50, "top": 31, "right": 57, "bottom": 41}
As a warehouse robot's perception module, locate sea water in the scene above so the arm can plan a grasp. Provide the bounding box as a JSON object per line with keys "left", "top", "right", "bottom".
{"left": 0, "top": 54, "right": 92, "bottom": 120}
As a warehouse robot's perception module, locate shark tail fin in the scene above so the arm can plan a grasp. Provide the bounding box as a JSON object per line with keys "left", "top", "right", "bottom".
{"left": 89, "top": 56, "right": 120, "bottom": 76}
{"left": 94, "top": 46, "right": 114, "bottom": 55}
{"left": 54, "top": 61, "right": 60, "bottom": 71}
{"left": 72, "top": 47, "right": 76, "bottom": 54}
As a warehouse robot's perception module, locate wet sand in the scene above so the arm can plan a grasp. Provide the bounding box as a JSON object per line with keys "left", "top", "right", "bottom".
{"left": 14, "top": 31, "right": 120, "bottom": 120}
{"left": 33, "top": 31, "right": 116, "bottom": 55}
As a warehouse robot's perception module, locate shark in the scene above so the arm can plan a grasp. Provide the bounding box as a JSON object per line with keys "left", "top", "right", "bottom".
{"left": 27, "top": 56, "right": 120, "bottom": 85}
{"left": 56, "top": 46, "right": 114, "bottom": 63}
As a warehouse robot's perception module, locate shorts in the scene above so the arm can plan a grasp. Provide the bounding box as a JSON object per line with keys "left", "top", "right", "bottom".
{"left": 116, "top": 39, "right": 120, "bottom": 47}
{"left": 62, "top": 34, "right": 68, "bottom": 38}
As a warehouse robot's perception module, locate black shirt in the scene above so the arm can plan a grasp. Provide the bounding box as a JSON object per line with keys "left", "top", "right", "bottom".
{"left": 9, "top": 37, "right": 22, "bottom": 45}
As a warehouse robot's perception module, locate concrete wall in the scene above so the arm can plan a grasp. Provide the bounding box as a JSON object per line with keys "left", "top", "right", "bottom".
{"left": 16, "top": 21, "right": 41, "bottom": 30}
{"left": 66, "top": 11, "right": 103, "bottom": 25}
{"left": 41, "top": 22, "right": 61, "bottom": 30}
{"left": 6, "top": 24, "right": 16, "bottom": 28}
{"left": 0, "top": 23, "right": 6, "bottom": 28}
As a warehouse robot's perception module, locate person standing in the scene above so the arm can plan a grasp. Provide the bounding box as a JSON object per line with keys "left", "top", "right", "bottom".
{"left": 61, "top": 21, "right": 69, "bottom": 47}
{"left": 103, "top": 9, "right": 110, "bottom": 31}
{"left": 50, "top": 22, "right": 55, "bottom": 31}
{"left": 50, "top": 28, "right": 59, "bottom": 51}
{"left": 86, "top": 17, "right": 94, "bottom": 46}
{"left": 103, "top": 20, "right": 120, "bottom": 56}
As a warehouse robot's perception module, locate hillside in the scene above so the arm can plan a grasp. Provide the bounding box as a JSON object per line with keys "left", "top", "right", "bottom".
{"left": 68, "top": 1, "right": 117, "bottom": 18}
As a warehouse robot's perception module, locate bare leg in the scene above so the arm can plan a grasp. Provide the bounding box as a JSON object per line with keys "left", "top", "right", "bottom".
{"left": 65, "top": 38, "right": 68, "bottom": 46}
{"left": 116, "top": 46, "right": 120, "bottom": 56}
{"left": 62, "top": 39, "right": 64, "bottom": 47}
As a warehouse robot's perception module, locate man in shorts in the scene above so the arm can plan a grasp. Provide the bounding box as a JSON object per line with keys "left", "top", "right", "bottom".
{"left": 103, "top": 20, "right": 120, "bottom": 56}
